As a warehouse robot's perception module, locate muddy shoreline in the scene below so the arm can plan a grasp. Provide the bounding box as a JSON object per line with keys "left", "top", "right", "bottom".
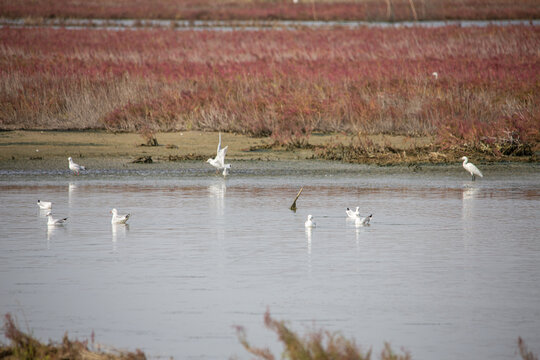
{"left": 0, "top": 130, "right": 536, "bottom": 170}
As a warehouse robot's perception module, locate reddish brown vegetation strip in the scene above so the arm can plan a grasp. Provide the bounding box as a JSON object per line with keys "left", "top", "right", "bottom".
{"left": 1, "top": 313, "right": 146, "bottom": 360}
{"left": 1, "top": 0, "right": 539, "bottom": 21}
{"left": 0, "top": 26, "right": 539, "bottom": 157}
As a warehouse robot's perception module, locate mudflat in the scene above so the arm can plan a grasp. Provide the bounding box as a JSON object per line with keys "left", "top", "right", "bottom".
{"left": 0, "top": 130, "right": 535, "bottom": 170}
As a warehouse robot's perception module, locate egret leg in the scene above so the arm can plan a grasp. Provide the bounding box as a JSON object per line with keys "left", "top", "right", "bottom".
{"left": 472, "top": 174, "right": 475, "bottom": 181}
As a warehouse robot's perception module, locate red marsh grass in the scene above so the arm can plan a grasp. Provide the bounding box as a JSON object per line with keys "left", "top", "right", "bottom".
{"left": 0, "top": 26, "right": 538, "bottom": 155}
{"left": 1, "top": 0, "right": 539, "bottom": 21}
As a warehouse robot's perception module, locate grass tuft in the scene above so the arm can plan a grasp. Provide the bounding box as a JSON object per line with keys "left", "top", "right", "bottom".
{"left": 1, "top": 313, "right": 146, "bottom": 360}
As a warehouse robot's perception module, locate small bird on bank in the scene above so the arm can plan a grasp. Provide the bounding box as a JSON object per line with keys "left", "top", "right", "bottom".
{"left": 346, "top": 207, "right": 360, "bottom": 219}
{"left": 111, "top": 208, "right": 130, "bottom": 224}
{"left": 305, "top": 214, "right": 316, "bottom": 228}
{"left": 37, "top": 200, "right": 52, "bottom": 210}
{"left": 355, "top": 214, "right": 372, "bottom": 227}
{"left": 46, "top": 212, "right": 67, "bottom": 226}
{"left": 432, "top": 72, "right": 438, "bottom": 80}
{"left": 206, "top": 132, "right": 231, "bottom": 176}
{"left": 68, "top": 157, "right": 86, "bottom": 175}
{"left": 461, "top": 156, "right": 483, "bottom": 181}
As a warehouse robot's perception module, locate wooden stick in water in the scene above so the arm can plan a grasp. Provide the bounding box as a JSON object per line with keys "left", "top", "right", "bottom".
{"left": 290, "top": 187, "right": 303, "bottom": 212}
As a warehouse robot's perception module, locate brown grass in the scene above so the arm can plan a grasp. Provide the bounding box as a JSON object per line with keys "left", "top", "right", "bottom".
{"left": 1, "top": 313, "right": 146, "bottom": 360}
{"left": 236, "top": 310, "right": 540, "bottom": 360}
{"left": 0, "top": 26, "right": 538, "bottom": 157}
{"left": 235, "top": 310, "right": 411, "bottom": 360}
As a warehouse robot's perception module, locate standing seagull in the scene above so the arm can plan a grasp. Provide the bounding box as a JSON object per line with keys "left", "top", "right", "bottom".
{"left": 305, "top": 214, "right": 316, "bottom": 228}
{"left": 46, "top": 212, "right": 67, "bottom": 226}
{"left": 346, "top": 207, "right": 360, "bottom": 218}
{"left": 461, "top": 156, "right": 483, "bottom": 181}
{"left": 111, "top": 208, "right": 130, "bottom": 224}
{"left": 206, "top": 132, "right": 231, "bottom": 176}
{"left": 37, "top": 200, "right": 52, "bottom": 210}
{"left": 68, "top": 157, "right": 86, "bottom": 175}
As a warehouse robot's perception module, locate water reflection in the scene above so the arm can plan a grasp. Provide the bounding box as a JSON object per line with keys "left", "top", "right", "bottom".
{"left": 208, "top": 181, "right": 226, "bottom": 217}
{"left": 462, "top": 185, "right": 480, "bottom": 222}
{"left": 68, "top": 182, "right": 77, "bottom": 205}
{"left": 46, "top": 225, "right": 66, "bottom": 245}
{"left": 111, "top": 223, "right": 129, "bottom": 243}
{"left": 462, "top": 186, "right": 479, "bottom": 200}
{"left": 305, "top": 227, "right": 312, "bottom": 255}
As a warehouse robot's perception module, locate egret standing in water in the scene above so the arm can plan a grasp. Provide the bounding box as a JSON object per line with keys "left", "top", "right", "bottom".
{"left": 206, "top": 132, "right": 231, "bottom": 176}
{"left": 461, "top": 156, "right": 483, "bottom": 181}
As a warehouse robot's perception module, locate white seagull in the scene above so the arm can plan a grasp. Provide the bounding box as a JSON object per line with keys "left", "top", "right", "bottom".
{"left": 206, "top": 132, "right": 231, "bottom": 176}
{"left": 111, "top": 208, "right": 130, "bottom": 224}
{"left": 68, "top": 157, "right": 86, "bottom": 175}
{"left": 46, "top": 212, "right": 68, "bottom": 226}
{"left": 461, "top": 156, "right": 483, "bottom": 181}
{"left": 305, "top": 214, "right": 316, "bottom": 228}
{"left": 355, "top": 214, "right": 372, "bottom": 227}
{"left": 346, "top": 207, "right": 360, "bottom": 218}
{"left": 37, "top": 200, "right": 52, "bottom": 210}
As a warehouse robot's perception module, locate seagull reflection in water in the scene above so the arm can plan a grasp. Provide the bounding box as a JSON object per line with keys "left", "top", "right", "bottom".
{"left": 305, "top": 227, "right": 313, "bottom": 255}
{"left": 111, "top": 223, "right": 129, "bottom": 243}
{"left": 68, "top": 182, "right": 77, "bottom": 204}
{"left": 208, "top": 181, "right": 226, "bottom": 217}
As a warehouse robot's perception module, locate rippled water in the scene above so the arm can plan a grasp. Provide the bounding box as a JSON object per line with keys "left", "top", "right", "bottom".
{"left": 1, "top": 161, "right": 539, "bottom": 359}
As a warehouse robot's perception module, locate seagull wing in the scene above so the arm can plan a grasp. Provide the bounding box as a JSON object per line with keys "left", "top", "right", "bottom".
{"left": 216, "top": 146, "right": 228, "bottom": 167}
{"left": 216, "top": 132, "right": 222, "bottom": 154}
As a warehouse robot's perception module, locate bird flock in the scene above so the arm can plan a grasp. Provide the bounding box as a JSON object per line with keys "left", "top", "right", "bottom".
{"left": 40, "top": 133, "right": 484, "bottom": 232}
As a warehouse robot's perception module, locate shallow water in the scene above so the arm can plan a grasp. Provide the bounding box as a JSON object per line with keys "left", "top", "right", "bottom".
{"left": 1, "top": 161, "right": 539, "bottom": 359}
{"left": 1, "top": 18, "right": 539, "bottom": 31}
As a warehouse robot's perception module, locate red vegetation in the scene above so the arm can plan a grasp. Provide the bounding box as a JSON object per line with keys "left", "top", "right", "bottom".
{"left": 1, "top": 0, "right": 539, "bottom": 21}
{"left": 0, "top": 26, "right": 539, "bottom": 149}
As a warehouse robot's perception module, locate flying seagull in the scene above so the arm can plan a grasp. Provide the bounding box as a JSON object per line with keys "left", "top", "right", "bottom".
{"left": 206, "top": 132, "right": 231, "bottom": 176}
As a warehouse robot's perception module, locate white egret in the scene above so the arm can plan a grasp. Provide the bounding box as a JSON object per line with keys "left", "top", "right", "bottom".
{"left": 461, "top": 156, "right": 483, "bottom": 181}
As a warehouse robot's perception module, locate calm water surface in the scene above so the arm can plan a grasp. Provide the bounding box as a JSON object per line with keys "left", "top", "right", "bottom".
{"left": 1, "top": 161, "right": 539, "bottom": 359}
